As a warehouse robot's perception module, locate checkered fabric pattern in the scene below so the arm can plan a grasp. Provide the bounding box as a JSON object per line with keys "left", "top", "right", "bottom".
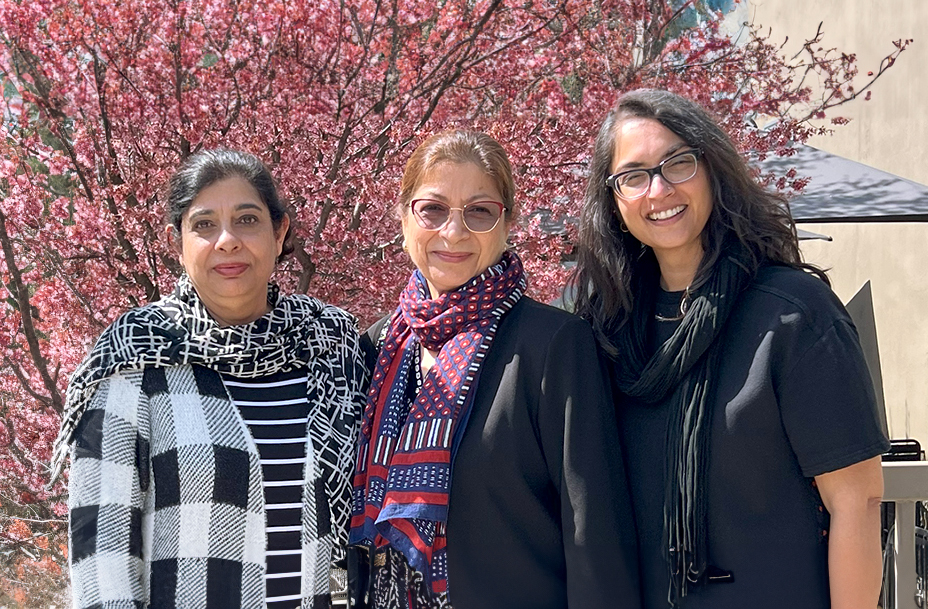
{"left": 63, "top": 275, "right": 367, "bottom": 609}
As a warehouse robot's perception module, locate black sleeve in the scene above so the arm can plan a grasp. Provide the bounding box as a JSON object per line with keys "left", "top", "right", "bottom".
{"left": 537, "top": 317, "right": 642, "bottom": 608}
{"left": 778, "top": 318, "right": 890, "bottom": 477}
{"left": 362, "top": 314, "right": 391, "bottom": 375}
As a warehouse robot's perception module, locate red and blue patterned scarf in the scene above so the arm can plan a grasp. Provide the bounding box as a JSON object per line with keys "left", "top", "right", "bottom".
{"left": 350, "top": 251, "right": 526, "bottom": 598}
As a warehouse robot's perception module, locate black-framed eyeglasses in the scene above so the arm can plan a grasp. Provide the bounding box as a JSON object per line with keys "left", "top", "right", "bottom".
{"left": 409, "top": 199, "right": 506, "bottom": 233}
{"left": 606, "top": 149, "right": 702, "bottom": 200}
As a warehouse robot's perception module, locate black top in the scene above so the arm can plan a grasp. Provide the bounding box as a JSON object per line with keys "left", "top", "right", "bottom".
{"left": 620, "top": 265, "right": 890, "bottom": 609}
{"left": 222, "top": 367, "right": 310, "bottom": 609}
{"left": 365, "top": 297, "right": 641, "bottom": 609}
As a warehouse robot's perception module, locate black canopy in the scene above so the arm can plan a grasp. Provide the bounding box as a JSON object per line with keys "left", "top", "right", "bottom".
{"left": 758, "top": 144, "right": 928, "bottom": 222}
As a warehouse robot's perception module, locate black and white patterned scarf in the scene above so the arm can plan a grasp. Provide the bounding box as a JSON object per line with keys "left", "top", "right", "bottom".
{"left": 51, "top": 275, "right": 341, "bottom": 482}
{"left": 50, "top": 272, "right": 362, "bottom": 509}
{"left": 51, "top": 274, "right": 347, "bottom": 477}
{"left": 54, "top": 274, "right": 365, "bottom": 606}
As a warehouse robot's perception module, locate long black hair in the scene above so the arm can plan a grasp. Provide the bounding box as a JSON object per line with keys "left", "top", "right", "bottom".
{"left": 572, "top": 89, "right": 826, "bottom": 355}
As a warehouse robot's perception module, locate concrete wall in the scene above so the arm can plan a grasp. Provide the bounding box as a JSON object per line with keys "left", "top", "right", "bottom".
{"left": 748, "top": 1, "right": 928, "bottom": 447}
{"left": 748, "top": 0, "right": 927, "bottom": 185}
{"left": 799, "top": 223, "right": 928, "bottom": 447}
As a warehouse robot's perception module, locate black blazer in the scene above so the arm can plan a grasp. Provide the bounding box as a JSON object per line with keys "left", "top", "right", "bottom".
{"left": 357, "top": 297, "right": 641, "bottom": 609}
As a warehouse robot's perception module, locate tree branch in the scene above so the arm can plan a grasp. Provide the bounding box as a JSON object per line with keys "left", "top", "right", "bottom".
{"left": 0, "top": 209, "right": 63, "bottom": 414}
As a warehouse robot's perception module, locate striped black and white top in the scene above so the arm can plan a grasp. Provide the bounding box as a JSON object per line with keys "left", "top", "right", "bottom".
{"left": 223, "top": 367, "right": 310, "bottom": 609}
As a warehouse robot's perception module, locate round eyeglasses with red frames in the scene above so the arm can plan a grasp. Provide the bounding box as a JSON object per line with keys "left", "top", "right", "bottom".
{"left": 409, "top": 199, "right": 506, "bottom": 233}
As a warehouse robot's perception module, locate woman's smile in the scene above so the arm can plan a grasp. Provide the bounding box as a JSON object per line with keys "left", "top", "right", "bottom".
{"left": 172, "top": 176, "right": 289, "bottom": 326}
{"left": 611, "top": 117, "right": 713, "bottom": 289}
{"left": 647, "top": 204, "right": 687, "bottom": 221}
{"left": 431, "top": 251, "right": 474, "bottom": 262}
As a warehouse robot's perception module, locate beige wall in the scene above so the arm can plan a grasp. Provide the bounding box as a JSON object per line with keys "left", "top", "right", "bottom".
{"left": 751, "top": 2, "right": 928, "bottom": 447}
{"left": 800, "top": 223, "right": 928, "bottom": 446}
{"left": 749, "top": 0, "right": 928, "bottom": 184}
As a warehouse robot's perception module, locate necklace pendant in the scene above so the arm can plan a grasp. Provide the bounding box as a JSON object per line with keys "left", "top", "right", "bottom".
{"left": 654, "top": 286, "right": 692, "bottom": 322}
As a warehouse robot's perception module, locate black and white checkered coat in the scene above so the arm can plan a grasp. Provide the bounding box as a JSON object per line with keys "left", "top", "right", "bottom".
{"left": 60, "top": 277, "right": 367, "bottom": 609}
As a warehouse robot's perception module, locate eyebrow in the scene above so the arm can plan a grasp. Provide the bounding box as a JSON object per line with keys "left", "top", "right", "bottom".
{"left": 416, "top": 192, "right": 500, "bottom": 204}
{"left": 615, "top": 143, "right": 691, "bottom": 171}
{"left": 186, "top": 202, "right": 265, "bottom": 222}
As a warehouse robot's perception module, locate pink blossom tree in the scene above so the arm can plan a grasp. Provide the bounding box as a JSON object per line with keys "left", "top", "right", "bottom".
{"left": 0, "top": 0, "right": 909, "bottom": 604}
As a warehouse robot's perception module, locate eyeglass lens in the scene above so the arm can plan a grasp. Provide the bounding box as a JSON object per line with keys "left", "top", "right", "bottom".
{"left": 411, "top": 200, "right": 503, "bottom": 232}
{"left": 616, "top": 152, "right": 698, "bottom": 198}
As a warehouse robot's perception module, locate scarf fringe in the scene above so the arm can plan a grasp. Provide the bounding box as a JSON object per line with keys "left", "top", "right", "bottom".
{"left": 611, "top": 255, "right": 752, "bottom": 606}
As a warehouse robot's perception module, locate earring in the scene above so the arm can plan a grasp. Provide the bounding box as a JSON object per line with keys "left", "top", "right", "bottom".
{"left": 613, "top": 206, "right": 629, "bottom": 233}
{"left": 402, "top": 239, "right": 408, "bottom": 252}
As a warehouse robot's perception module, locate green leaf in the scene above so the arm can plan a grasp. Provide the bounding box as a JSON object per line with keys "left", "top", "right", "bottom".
{"left": 25, "top": 157, "right": 49, "bottom": 175}
{"left": 38, "top": 126, "right": 67, "bottom": 152}
{"left": 3, "top": 79, "right": 18, "bottom": 100}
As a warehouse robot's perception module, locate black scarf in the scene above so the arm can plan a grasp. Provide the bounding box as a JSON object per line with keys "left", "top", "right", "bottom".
{"left": 611, "top": 254, "right": 751, "bottom": 607}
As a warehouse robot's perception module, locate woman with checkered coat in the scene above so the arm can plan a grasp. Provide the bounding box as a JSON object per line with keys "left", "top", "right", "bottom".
{"left": 52, "top": 149, "right": 368, "bottom": 609}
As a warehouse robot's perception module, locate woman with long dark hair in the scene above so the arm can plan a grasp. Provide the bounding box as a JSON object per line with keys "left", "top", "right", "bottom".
{"left": 574, "top": 89, "right": 888, "bottom": 609}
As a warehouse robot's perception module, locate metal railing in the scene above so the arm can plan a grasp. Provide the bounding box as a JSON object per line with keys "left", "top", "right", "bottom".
{"left": 883, "top": 461, "right": 928, "bottom": 609}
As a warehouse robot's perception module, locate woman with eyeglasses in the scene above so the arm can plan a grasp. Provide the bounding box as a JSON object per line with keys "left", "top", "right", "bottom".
{"left": 574, "top": 88, "right": 888, "bottom": 609}
{"left": 349, "top": 129, "right": 640, "bottom": 609}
